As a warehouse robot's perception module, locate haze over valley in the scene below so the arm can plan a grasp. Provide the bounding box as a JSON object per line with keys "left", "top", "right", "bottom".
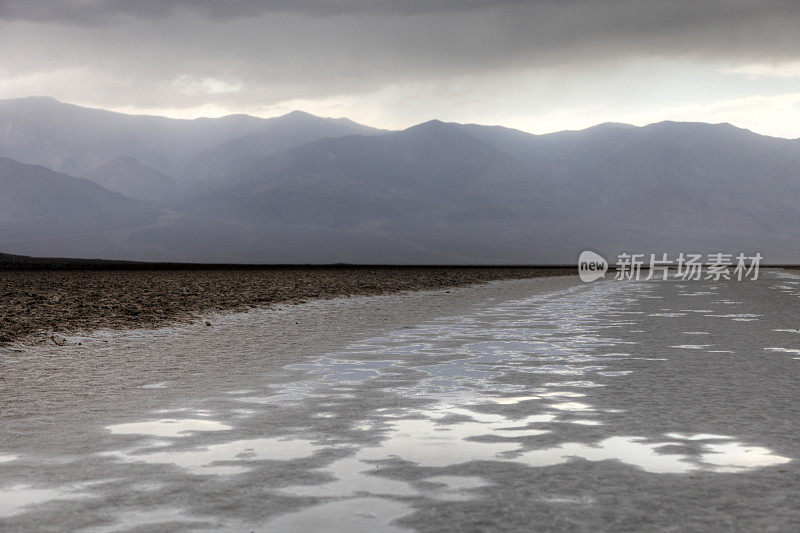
{"left": 2, "top": 96, "right": 799, "bottom": 264}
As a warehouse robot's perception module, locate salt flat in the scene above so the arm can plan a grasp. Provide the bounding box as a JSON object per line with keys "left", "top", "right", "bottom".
{"left": 1, "top": 273, "right": 799, "bottom": 531}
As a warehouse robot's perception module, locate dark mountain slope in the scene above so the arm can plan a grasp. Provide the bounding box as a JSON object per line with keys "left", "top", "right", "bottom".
{"left": 85, "top": 156, "right": 178, "bottom": 203}
{"left": 178, "top": 110, "right": 386, "bottom": 190}
{"left": 190, "top": 120, "right": 543, "bottom": 227}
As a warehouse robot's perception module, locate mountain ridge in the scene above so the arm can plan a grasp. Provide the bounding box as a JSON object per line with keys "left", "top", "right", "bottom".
{"left": 1, "top": 97, "right": 799, "bottom": 263}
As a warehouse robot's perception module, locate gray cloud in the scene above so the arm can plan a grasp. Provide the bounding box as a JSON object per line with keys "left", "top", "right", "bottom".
{"left": 0, "top": 0, "right": 548, "bottom": 23}
{"left": 1, "top": 0, "right": 799, "bottom": 31}
{"left": 1, "top": 0, "right": 799, "bottom": 123}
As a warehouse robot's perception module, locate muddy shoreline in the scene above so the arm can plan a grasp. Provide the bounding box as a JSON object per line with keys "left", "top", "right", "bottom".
{"left": 0, "top": 267, "right": 573, "bottom": 345}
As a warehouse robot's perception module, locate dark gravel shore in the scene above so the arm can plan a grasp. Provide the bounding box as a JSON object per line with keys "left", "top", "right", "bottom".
{"left": 0, "top": 266, "right": 573, "bottom": 344}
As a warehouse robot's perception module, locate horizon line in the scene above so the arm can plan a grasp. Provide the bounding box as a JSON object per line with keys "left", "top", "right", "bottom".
{"left": 3, "top": 95, "right": 799, "bottom": 142}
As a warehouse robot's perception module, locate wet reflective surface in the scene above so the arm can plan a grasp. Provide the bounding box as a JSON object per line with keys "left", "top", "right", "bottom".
{"left": 1, "top": 272, "right": 800, "bottom": 530}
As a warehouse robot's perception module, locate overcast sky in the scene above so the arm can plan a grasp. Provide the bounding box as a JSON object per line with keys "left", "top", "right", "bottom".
{"left": 2, "top": 0, "right": 800, "bottom": 137}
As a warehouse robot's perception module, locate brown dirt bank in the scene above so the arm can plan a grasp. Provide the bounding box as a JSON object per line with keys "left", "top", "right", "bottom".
{"left": 0, "top": 267, "right": 574, "bottom": 345}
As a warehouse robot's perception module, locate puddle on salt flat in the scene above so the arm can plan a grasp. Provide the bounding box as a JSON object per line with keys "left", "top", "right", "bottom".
{"left": 289, "top": 359, "right": 401, "bottom": 383}
{"left": 511, "top": 436, "right": 697, "bottom": 474}
{"left": 39, "top": 275, "right": 792, "bottom": 532}
{"left": 547, "top": 402, "right": 594, "bottom": 412}
{"left": 278, "top": 404, "right": 554, "bottom": 502}
{"left": 515, "top": 365, "right": 607, "bottom": 376}
{"left": 679, "top": 292, "right": 714, "bottom": 296}
{"left": 106, "top": 437, "right": 320, "bottom": 476}
{"left": 280, "top": 400, "right": 791, "bottom": 504}
{"left": 486, "top": 395, "right": 541, "bottom": 404}
{"left": 678, "top": 441, "right": 791, "bottom": 473}
{"left": 266, "top": 280, "right": 793, "bottom": 518}
{"left": 545, "top": 381, "right": 604, "bottom": 388}
{"left": 107, "top": 418, "right": 232, "bottom": 438}
{"left": 373, "top": 343, "right": 435, "bottom": 356}
{"left": 364, "top": 409, "right": 552, "bottom": 467}
{"left": 82, "top": 508, "right": 212, "bottom": 532}
{"left": 235, "top": 392, "right": 310, "bottom": 404}
{"left": 539, "top": 391, "right": 585, "bottom": 398}
{"left": 139, "top": 382, "right": 168, "bottom": 389}
{"left": 510, "top": 435, "right": 790, "bottom": 474}
{"left": 228, "top": 408, "right": 257, "bottom": 418}
{"left": 705, "top": 313, "right": 761, "bottom": 321}
{"left": 664, "top": 433, "right": 733, "bottom": 440}
{"left": 264, "top": 497, "right": 412, "bottom": 533}
{"left": 670, "top": 345, "right": 712, "bottom": 350}
{"left": 0, "top": 485, "right": 86, "bottom": 518}
{"left": 568, "top": 419, "right": 603, "bottom": 426}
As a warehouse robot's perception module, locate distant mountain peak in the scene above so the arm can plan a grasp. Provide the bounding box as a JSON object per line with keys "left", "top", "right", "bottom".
{"left": 588, "top": 122, "right": 637, "bottom": 130}
{"left": 414, "top": 119, "right": 448, "bottom": 127}
{"left": 274, "top": 110, "right": 377, "bottom": 131}
{"left": 643, "top": 120, "right": 760, "bottom": 139}
{"left": 282, "top": 110, "right": 315, "bottom": 119}
{"left": 20, "top": 95, "right": 61, "bottom": 103}
{"left": 648, "top": 120, "right": 740, "bottom": 130}
{"left": 403, "top": 119, "right": 462, "bottom": 134}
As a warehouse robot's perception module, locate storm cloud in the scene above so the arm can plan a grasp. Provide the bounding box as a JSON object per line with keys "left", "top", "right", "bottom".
{"left": 0, "top": 0, "right": 544, "bottom": 21}
{"left": 1, "top": 1, "right": 799, "bottom": 136}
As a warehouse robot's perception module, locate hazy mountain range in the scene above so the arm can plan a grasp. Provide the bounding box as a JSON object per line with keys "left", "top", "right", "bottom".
{"left": 1, "top": 96, "right": 798, "bottom": 264}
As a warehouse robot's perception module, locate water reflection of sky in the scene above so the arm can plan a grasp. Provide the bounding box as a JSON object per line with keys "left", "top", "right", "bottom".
{"left": 1, "top": 274, "right": 797, "bottom": 530}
